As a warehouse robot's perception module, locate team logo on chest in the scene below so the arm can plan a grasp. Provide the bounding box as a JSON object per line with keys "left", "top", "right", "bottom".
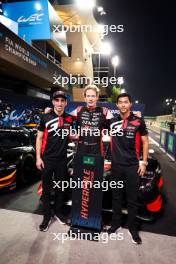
{"left": 46, "top": 117, "right": 65, "bottom": 136}
{"left": 110, "top": 120, "right": 124, "bottom": 136}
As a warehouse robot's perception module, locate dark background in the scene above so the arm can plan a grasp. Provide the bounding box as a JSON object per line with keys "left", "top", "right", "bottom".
{"left": 1, "top": 0, "right": 175, "bottom": 115}
{"left": 96, "top": 0, "right": 175, "bottom": 116}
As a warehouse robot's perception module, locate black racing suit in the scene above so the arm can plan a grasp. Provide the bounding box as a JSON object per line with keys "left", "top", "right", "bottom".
{"left": 109, "top": 112, "right": 148, "bottom": 230}
{"left": 71, "top": 106, "right": 112, "bottom": 155}
{"left": 38, "top": 111, "right": 74, "bottom": 218}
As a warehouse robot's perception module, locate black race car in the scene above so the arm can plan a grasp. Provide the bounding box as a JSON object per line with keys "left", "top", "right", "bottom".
{"left": 0, "top": 127, "right": 37, "bottom": 191}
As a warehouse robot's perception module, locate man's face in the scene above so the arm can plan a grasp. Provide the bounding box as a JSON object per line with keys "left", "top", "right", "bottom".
{"left": 84, "top": 89, "right": 98, "bottom": 108}
{"left": 116, "top": 96, "right": 132, "bottom": 114}
{"left": 52, "top": 97, "right": 67, "bottom": 113}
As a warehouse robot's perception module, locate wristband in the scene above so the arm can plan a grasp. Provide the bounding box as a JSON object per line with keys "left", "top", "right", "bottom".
{"left": 139, "top": 160, "right": 148, "bottom": 166}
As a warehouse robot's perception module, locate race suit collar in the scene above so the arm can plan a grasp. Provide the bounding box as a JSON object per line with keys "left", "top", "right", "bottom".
{"left": 119, "top": 111, "right": 133, "bottom": 120}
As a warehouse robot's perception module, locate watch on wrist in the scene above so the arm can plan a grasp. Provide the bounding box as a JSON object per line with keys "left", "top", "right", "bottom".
{"left": 139, "top": 160, "right": 148, "bottom": 166}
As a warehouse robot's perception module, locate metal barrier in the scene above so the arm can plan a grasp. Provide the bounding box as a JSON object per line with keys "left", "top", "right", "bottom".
{"left": 160, "top": 130, "right": 176, "bottom": 160}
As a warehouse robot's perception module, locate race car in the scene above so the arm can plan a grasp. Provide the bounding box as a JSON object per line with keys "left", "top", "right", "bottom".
{"left": 102, "top": 140, "right": 164, "bottom": 221}
{"left": 0, "top": 127, "right": 37, "bottom": 192}
{"left": 37, "top": 138, "right": 164, "bottom": 221}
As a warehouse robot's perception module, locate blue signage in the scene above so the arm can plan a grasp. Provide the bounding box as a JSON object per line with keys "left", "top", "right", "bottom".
{"left": 2, "top": 0, "right": 51, "bottom": 44}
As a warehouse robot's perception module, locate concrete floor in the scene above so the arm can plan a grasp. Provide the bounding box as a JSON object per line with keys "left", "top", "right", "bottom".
{"left": 0, "top": 209, "right": 176, "bottom": 264}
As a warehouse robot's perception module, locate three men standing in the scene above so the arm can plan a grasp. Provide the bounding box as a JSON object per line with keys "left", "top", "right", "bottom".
{"left": 36, "top": 88, "right": 149, "bottom": 245}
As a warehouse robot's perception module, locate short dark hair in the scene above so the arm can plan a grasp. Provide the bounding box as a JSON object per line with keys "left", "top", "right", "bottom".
{"left": 116, "top": 93, "right": 132, "bottom": 103}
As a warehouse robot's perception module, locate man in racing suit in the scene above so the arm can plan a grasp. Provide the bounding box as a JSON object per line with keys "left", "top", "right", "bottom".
{"left": 70, "top": 85, "right": 113, "bottom": 155}
{"left": 107, "top": 93, "right": 149, "bottom": 245}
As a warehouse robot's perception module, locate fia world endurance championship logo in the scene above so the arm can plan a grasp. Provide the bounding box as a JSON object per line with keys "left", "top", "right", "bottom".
{"left": 17, "top": 13, "right": 44, "bottom": 25}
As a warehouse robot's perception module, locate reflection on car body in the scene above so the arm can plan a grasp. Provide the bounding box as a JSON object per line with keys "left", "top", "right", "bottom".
{"left": 0, "top": 126, "right": 37, "bottom": 191}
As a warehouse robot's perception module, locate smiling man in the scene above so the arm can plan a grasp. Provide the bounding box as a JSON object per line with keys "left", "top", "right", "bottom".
{"left": 44, "top": 85, "right": 113, "bottom": 155}
{"left": 36, "top": 90, "right": 74, "bottom": 232}
{"left": 71, "top": 84, "right": 113, "bottom": 155}
{"left": 108, "top": 93, "right": 149, "bottom": 245}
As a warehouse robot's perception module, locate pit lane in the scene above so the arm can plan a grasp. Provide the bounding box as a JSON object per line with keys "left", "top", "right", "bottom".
{"left": 0, "top": 134, "right": 176, "bottom": 237}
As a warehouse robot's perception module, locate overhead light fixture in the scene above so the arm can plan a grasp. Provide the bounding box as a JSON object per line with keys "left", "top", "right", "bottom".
{"left": 121, "top": 88, "right": 126, "bottom": 93}
{"left": 97, "top": 6, "right": 106, "bottom": 15}
{"left": 118, "top": 77, "right": 124, "bottom": 85}
{"left": 75, "top": 0, "right": 95, "bottom": 9}
{"left": 111, "top": 55, "right": 120, "bottom": 67}
{"left": 100, "top": 41, "right": 112, "bottom": 55}
{"left": 35, "top": 2, "right": 42, "bottom": 11}
{"left": 97, "top": 6, "right": 103, "bottom": 12}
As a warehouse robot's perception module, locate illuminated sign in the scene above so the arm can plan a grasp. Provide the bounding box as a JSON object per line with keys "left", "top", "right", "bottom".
{"left": 2, "top": 0, "right": 68, "bottom": 55}
{"left": 2, "top": 0, "right": 50, "bottom": 44}
{"left": 167, "top": 134, "right": 174, "bottom": 153}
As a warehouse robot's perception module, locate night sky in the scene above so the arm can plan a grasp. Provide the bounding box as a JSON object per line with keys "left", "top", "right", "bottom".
{"left": 95, "top": 0, "right": 175, "bottom": 116}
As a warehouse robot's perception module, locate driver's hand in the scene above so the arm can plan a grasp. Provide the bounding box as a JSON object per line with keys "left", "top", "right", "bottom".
{"left": 44, "top": 107, "right": 52, "bottom": 114}
{"left": 133, "top": 111, "right": 141, "bottom": 118}
{"left": 36, "top": 158, "right": 45, "bottom": 170}
{"left": 137, "top": 164, "right": 146, "bottom": 176}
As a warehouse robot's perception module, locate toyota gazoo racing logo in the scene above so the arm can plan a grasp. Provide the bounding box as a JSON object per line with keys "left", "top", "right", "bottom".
{"left": 17, "top": 13, "right": 44, "bottom": 24}
{"left": 110, "top": 120, "right": 124, "bottom": 136}
{"left": 46, "top": 117, "right": 62, "bottom": 137}
{"left": 45, "top": 117, "right": 70, "bottom": 139}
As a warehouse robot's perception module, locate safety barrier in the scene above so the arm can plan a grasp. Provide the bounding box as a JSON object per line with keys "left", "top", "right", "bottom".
{"left": 160, "top": 130, "right": 176, "bottom": 160}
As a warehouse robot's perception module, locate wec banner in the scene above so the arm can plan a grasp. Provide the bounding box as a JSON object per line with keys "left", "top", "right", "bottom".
{"left": 71, "top": 154, "right": 104, "bottom": 231}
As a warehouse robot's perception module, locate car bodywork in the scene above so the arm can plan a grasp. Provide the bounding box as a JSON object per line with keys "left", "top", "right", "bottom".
{"left": 0, "top": 127, "right": 37, "bottom": 191}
